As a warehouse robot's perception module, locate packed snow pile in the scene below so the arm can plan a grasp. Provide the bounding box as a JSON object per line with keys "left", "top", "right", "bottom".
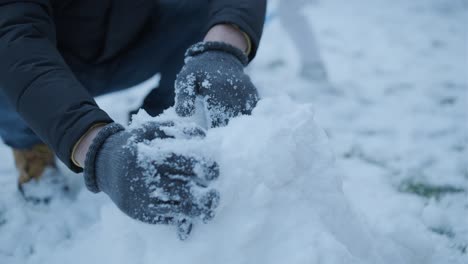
{"left": 0, "top": 97, "right": 413, "bottom": 264}
{"left": 90, "top": 96, "right": 389, "bottom": 264}
{"left": 0, "top": 0, "right": 467, "bottom": 263}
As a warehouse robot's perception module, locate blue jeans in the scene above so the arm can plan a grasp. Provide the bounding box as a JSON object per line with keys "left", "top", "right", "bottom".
{"left": 0, "top": 0, "right": 208, "bottom": 149}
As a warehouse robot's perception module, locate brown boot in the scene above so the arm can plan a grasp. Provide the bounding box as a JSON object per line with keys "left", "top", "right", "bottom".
{"left": 13, "top": 144, "right": 56, "bottom": 185}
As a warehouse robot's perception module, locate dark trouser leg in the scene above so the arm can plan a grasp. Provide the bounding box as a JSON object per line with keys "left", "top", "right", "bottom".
{"left": 0, "top": 90, "right": 42, "bottom": 149}
{"left": 111, "top": 0, "right": 209, "bottom": 117}
{"left": 139, "top": 45, "right": 187, "bottom": 116}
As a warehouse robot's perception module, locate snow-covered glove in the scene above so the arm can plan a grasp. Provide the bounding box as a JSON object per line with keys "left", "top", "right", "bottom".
{"left": 175, "top": 41, "right": 259, "bottom": 127}
{"left": 83, "top": 122, "right": 220, "bottom": 240}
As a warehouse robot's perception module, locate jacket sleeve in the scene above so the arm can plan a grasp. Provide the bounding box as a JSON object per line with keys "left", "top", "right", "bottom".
{"left": 207, "top": 0, "right": 267, "bottom": 61}
{"left": 0, "top": 1, "right": 113, "bottom": 172}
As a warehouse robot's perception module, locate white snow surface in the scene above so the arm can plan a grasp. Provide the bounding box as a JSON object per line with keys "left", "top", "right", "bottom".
{"left": 1, "top": 0, "right": 467, "bottom": 263}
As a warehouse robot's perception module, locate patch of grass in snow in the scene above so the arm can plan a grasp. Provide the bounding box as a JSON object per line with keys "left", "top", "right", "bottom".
{"left": 0, "top": 211, "right": 6, "bottom": 227}
{"left": 462, "top": 167, "right": 468, "bottom": 180}
{"left": 398, "top": 180, "right": 465, "bottom": 200}
{"left": 451, "top": 243, "right": 468, "bottom": 255}
{"left": 266, "top": 59, "right": 286, "bottom": 70}
{"left": 457, "top": 244, "right": 467, "bottom": 255}
{"left": 430, "top": 227, "right": 455, "bottom": 238}
{"left": 430, "top": 227, "right": 468, "bottom": 254}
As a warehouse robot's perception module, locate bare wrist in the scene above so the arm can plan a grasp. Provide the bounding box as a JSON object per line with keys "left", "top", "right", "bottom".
{"left": 72, "top": 124, "right": 107, "bottom": 168}
{"left": 204, "top": 24, "right": 250, "bottom": 55}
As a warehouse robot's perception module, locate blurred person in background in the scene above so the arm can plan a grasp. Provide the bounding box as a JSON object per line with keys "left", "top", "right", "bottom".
{"left": 278, "top": 0, "right": 330, "bottom": 85}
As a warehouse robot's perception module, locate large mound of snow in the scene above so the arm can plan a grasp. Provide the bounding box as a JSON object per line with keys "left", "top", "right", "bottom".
{"left": 47, "top": 97, "right": 397, "bottom": 264}
{"left": 0, "top": 96, "right": 411, "bottom": 264}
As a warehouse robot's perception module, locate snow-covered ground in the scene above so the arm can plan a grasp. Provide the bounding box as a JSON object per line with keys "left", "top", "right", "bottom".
{"left": 0, "top": 0, "right": 467, "bottom": 263}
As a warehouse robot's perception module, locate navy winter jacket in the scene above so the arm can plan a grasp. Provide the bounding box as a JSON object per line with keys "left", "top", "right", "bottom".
{"left": 0, "top": 0, "right": 266, "bottom": 172}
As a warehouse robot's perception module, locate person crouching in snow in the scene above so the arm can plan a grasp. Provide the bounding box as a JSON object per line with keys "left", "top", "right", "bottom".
{"left": 0, "top": 0, "right": 266, "bottom": 239}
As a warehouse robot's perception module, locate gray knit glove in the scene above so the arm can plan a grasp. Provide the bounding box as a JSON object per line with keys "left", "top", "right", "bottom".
{"left": 175, "top": 41, "right": 259, "bottom": 127}
{"left": 83, "top": 122, "right": 220, "bottom": 240}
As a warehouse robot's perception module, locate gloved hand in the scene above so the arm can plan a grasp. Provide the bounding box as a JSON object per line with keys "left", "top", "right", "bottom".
{"left": 175, "top": 41, "right": 260, "bottom": 127}
{"left": 83, "top": 121, "right": 220, "bottom": 240}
